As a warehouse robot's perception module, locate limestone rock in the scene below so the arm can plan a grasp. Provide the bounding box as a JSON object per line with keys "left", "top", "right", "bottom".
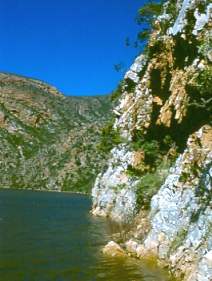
{"left": 102, "top": 241, "right": 126, "bottom": 257}
{"left": 193, "top": 3, "right": 212, "bottom": 36}
{"left": 125, "top": 240, "right": 139, "bottom": 254}
{"left": 91, "top": 0, "right": 212, "bottom": 279}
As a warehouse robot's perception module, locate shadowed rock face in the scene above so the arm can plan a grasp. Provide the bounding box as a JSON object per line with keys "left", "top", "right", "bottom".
{"left": 91, "top": 0, "right": 212, "bottom": 280}
{"left": 0, "top": 73, "right": 112, "bottom": 192}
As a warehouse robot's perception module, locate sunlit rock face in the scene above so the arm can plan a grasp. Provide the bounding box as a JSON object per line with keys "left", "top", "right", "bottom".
{"left": 138, "top": 126, "right": 212, "bottom": 280}
{"left": 92, "top": 0, "right": 212, "bottom": 279}
{"left": 92, "top": 144, "right": 138, "bottom": 222}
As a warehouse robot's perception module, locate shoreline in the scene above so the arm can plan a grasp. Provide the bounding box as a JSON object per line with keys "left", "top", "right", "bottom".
{"left": 0, "top": 187, "right": 89, "bottom": 196}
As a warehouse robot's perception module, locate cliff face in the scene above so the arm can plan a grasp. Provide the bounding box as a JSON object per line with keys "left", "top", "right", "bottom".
{"left": 92, "top": 0, "right": 212, "bottom": 280}
{"left": 0, "top": 73, "right": 111, "bottom": 192}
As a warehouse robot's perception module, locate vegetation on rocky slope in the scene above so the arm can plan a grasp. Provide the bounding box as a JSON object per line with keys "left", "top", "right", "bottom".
{"left": 114, "top": 0, "right": 211, "bottom": 209}
{"left": 0, "top": 73, "right": 111, "bottom": 192}
{"left": 92, "top": 0, "right": 212, "bottom": 279}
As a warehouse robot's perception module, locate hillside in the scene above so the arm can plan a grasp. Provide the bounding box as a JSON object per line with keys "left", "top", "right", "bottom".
{"left": 91, "top": 0, "right": 212, "bottom": 280}
{"left": 0, "top": 73, "right": 112, "bottom": 192}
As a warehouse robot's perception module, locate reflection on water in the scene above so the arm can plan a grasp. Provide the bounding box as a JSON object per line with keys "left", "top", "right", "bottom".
{"left": 0, "top": 189, "right": 173, "bottom": 281}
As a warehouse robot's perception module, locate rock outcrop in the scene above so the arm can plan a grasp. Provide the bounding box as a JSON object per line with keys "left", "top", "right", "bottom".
{"left": 92, "top": 0, "right": 212, "bottom": 279}
{"left": 128, "top": 126, "right": 212, "bottom": 280}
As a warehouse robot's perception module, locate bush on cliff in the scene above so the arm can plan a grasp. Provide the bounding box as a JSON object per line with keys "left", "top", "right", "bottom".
{"left": 136, "top": 0, "right": 163, "bottom": 42}
{"left": 111, "top": 81, "right": 125, "bottom": 102}
{"left": 97, "top": 119, "right": 123, "bottom": 153}
{"left": 136, "top": 160, "right": 170, "bottom": 210}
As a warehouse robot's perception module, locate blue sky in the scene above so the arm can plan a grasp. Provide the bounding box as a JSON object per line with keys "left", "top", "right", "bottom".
{"left": 0, "top": 0, "right": 145, "bottom": 96}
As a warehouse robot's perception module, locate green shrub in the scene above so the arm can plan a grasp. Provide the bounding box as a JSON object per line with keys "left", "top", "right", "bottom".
{"left": 136, "top": 161, "right": 170, "bottom": 210}
{"left": 196, "top": 67, "right": 212, "bottom": 97}
{"left": 188, "top": 66, "right": 212, "bottom": 113}
{"left": 130, "top": 135, "right": 161, "bottom": 169}
{"left": 124, "top": 1, "right": 164, "bottom": 50}
{"left": 164, "top": 0, "right": 178, "bottom": 19}
{"left": 141, "top": 140, "right": 160, "bottom": 166}
{"left": 137, "top": 1, "right": 163, "bottom": 27}
{"left": 126, "top": 164, "right": 144, "bottom": 177}
{"left": 111, "top": 78, "right": 136, "bottom": 102}
{"left": 198, "top": 37, "right": 212, "bottom": 60}
{"left": 169, "top": 228, "right": 188, "bottom": 253}
{"left": 136, "top": 0, "right": 177, "bottom": 41}
{"left": 111, "top": 81, "right": 125, "bottom": 102}
{"left": 97, "top": 119, "right": 123, "bottom": 153}
{"left": 114, "top": 184, "right": 127, "bottom": 192}
{"left": 125, "top": 78, "right": 137, "bottom": 93}
{"left": 190, "top": 162, "right": 212, "bottom": 222}
{"left": 136, "top": 173, "right": 163, "bottom": 210}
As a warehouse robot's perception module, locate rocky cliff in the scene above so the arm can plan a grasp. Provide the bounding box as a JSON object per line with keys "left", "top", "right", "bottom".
{"left": 91, "top": 0, "right": 212, "bottom": 280}
{"left": 0, "top": 73, "right": 111, "bottom": 192}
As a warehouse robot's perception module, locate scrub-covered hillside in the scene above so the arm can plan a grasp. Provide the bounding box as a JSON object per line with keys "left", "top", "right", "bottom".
{"left": 0, "top": 73, "right": 112, "bottom": 192}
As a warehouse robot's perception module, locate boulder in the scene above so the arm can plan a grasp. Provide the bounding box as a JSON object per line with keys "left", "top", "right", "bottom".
{"left": 102, "top": 241, "right": 126, "bottom": 257}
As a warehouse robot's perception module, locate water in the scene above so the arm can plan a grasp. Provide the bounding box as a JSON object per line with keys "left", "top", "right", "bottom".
{"left": 0, "top": 189, "right": 173, "bottom": 281}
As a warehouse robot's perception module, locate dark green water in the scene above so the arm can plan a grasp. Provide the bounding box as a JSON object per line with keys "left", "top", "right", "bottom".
{"left": 0, "top": 189, "right": 172, "bottom": 281}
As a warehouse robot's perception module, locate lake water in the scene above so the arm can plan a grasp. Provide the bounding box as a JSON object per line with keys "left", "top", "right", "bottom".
{"left": 0, "top": 189, "right": 173, "bottom": 281}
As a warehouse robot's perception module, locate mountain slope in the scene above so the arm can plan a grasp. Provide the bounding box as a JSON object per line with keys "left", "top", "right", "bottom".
{"left": 0, "top": 73, "right": 112, "bottom": 192}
